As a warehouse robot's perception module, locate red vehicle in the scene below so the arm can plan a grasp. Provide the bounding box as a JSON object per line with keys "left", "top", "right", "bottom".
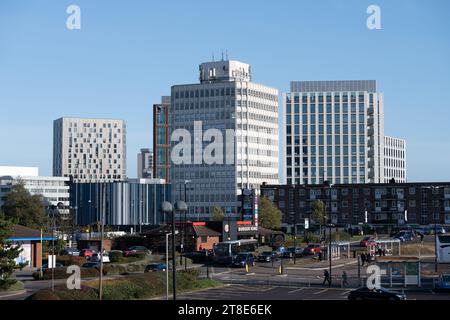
{"left": 80, "top": 249, "right": 97, "bottom": 258}
{"left": 123, "top": 246, "right": 151, "bottom": 257}
{"left": 360, "top": 237, "right": 376, "bottom": 247}
{"left": 304, "top": 244, "right": 321, "bottom": 255}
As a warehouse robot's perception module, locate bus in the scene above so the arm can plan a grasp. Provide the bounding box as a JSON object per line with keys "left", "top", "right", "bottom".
{"left": 213, "top": 239, "right": 258, "bottom": 265}
{"left": 436, "top": 235, "right": 450, "bottom": 263}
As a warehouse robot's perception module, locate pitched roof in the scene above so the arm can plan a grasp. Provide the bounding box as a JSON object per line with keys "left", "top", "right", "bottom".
{"left": 193, "top": 225, "right": 221, "bottom": 237}
{"left": 9, "top": 225, "right": 53, "bottom": 241}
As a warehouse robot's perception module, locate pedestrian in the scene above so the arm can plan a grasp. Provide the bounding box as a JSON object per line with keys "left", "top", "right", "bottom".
{"left": 342, "top": 271, "right": 349, "bottom": 287}
{"left": 366, "top": 253, "right": 371, "bottom": 264}
{"left": 360, "top": 253, "right": 366, "bottom": 266}
{"left": 377, "top": 247, "right": 383, "bottom": 257}
{"left": 322, "top": 269, "right": 331, "bottom": 286}
{"left": 420, "top": 233, "right": 424, "bottom": 243}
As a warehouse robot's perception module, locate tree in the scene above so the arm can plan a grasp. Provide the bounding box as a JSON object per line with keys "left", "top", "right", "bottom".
{"left": 1, "top": 182, "right": 47, "bottom": 229}
{"left": 258, "top": 197, "right": 282, "bottom": 230}
{"left": 0, "top": 214, "right": 26, "bottom": 290}
{"left": 211, "top": 206, "right": 225, "bottom": 221}
{"left": 311, "top": 200, "right": 326, "bottom": 236}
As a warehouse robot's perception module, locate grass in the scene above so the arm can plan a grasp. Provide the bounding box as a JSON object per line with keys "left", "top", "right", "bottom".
{"left": 28, "top": 269, "right": 222, "bottom": 300}
{"left": 0, "top": 281, "right": 24, "bottom": 292}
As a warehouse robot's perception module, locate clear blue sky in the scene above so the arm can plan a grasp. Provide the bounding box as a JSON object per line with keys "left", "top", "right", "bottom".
{"left": 1, "top": 0, "right": 449, "bottom": 181}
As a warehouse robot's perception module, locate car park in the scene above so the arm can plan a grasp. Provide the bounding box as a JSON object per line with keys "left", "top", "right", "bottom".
{"left": 37, "top": 263, "right": 64, "bottom": 272}
{"left": 80, "top": 248, "right": 97, "bottom": 258}
{"left": 434, "top": 273, "right": 450, "bottom": 292}
{"left": 60, "top": 248, "right": 80, "bottom": 256}
{"left": 90, "top": 252, "right": 110, "bottom": 263}
{"left": 123, "top": 246, "right": 152, "bottom": 257}
{"left": 360, "top": 236, "right": 376, "bottom": 247}
{"left": 303, "top": 244, "right": 321, "bottom": 255}
{"left": 348, "top": 287, "right": 406, "bottom": 300}
{"left": 281, "top": 247, "right": 304, "bottom": 259}
{"left": 81, "top": 262, "right": 101, "bottom": 269}
{"left": 144, "top": 263, "right": 167, "bottom": 272}
{"left": 394, "top": 231, "right": 414, "bottom": 242}
{"left": 232, "top": 253, "right": 255, "bottom": 268}
{"left": 256, "top": 251, "right": 279, "bottom": 263}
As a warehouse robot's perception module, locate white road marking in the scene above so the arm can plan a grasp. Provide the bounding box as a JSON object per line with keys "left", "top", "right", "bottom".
{"left": 288, "top": 287, "right": 306, "bottom": 294}
{"left": 341, "top": 290, "right": 352, "bottom": 296}
{"left": 313, "top": 289, "right": 329, "bottom": 295}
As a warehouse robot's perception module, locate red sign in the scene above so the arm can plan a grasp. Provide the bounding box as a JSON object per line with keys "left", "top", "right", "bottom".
{"left": 237, "top": 221, "right": 252, "bottom": 225}
{"left": 192, "top": 222, "right": 206, "bottom": 226}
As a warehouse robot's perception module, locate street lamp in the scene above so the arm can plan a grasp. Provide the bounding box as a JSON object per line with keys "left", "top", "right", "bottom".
{"left": 325, "top": 181, "right": 334, "bottom": 287}
{"left": 183, "top": 180, "right": 192, "bottom": 270}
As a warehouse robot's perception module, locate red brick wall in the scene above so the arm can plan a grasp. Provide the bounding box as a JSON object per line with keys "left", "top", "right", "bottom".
{"left": 195, "top": 236, "right": 219, "bottom": 251}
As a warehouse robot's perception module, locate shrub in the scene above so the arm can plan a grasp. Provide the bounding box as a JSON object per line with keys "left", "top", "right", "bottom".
{"left": 32, "top": 267, "right": 103, "bottom": 280}
{"left": 109, "top": 251, "right": 123, "bottom": 263}
{"left": 57, "top": 256, "right": 86, "bottom": 267}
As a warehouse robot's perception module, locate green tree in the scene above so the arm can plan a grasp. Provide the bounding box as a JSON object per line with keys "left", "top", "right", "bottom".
{"left": 211, "top": 206, "right": 225, "bottom": 221}
{"left": 0, "top": 214, "right": 26, "bottom": 290}
{"left": 258, "top": 197, "right": 282, "bottom": 230}
{"left": 311, "top": 200, "right": 326, "bottom": 235}
{"left": 1, "top": 182, "right": 46, "bottom": 229}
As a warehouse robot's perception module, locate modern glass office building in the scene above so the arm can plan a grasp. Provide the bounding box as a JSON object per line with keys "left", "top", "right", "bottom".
{"left": 283, "top": 80, "right": 406, "bottom": 185}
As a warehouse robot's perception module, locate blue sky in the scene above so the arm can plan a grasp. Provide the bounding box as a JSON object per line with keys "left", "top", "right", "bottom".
{"left": 0, "top": 0, "right": 449, "bottom": 181}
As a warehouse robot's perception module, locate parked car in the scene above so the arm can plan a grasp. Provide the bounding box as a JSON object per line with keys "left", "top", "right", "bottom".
{"left": 123, "top": 246, "right": 152, "bottom": 257}
{"left": 360, "top": 237, "right": 376, "bottom": 247}
{"left": 434, "top": 273, "right": 450, "bottom": 292}
{"left": 60, "top": 248, "right": 80, "bottom": 256}
{"left": 430, "top": 225, "right": 447, "bottom": 235}
{"left": 394, "top": 231, "right": 414, "bottom": 242}
{"left": 81, "top": 262, "right": 101, "bottom": 269}
{"left": 257, "top": 251, "right": 279, "bottom": 263}
{"left": 348, "top": 287, "right": 406, "bottom": 300}
{"left": 37, "top": 263, "right": 64, "bottom": 272}
{"left": 144, "top": 263, "right": 167, "bottom": 272}
{"left": 90, "top": 252, "right": 110, "bottom": 263}
{"left": 80, "top": 249, "right": 97, "bottom": 258}
{"left": 232, "top": 253, "right": 255, "bottom": 268}
{"left": 303, "top": 244, "right": 321, "bottom": 255}
{"left": 282, "top": 247, "right": 304, "bottom": 259}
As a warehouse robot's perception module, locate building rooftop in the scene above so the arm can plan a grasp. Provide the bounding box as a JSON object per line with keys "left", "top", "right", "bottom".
{"left": 290, "top": 80, "right": 377, "bottom": 93}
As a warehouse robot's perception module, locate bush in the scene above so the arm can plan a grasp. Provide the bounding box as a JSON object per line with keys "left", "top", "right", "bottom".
{"left": 32, "top": 267, "right": 103, "bottom": 280}
{"left": 109, "top": 251, "right": 123, "bottom": 263}
{"left": 57, "top": 256, "right": 86, "bottom": 267}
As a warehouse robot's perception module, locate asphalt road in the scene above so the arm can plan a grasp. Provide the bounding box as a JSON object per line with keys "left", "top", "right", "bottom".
{"left": 176, "top": 284, "right": 450, "bottom": 301}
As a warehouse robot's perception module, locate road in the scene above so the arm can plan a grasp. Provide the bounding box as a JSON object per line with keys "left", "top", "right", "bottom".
{"left": 176, "top": 284, "right": 450, "bottom": 301}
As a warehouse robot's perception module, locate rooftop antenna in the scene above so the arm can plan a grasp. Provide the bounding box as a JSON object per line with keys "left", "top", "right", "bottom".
{"left": 221, "top": 49, "right": 224, "bottom": 61}
{"left": 212, "top": 51, "right": 214, "bottom": 62}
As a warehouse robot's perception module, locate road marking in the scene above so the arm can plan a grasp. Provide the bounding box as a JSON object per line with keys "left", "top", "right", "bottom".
{"left": 288, "top": 287, "right": 306, "bottom": 293}
{"left": 313, "top": 289, "right": 329, "bottom": 295}
{"left": 341, "top": 290, "right": 352, "bottom": 296}
{"left": 245, "top": 272, "right": 256, "bottom": 276}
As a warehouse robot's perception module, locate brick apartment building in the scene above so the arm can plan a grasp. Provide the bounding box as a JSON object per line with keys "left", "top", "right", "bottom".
{"left": 260, "top": 181, "right": 450, "bottom": 231}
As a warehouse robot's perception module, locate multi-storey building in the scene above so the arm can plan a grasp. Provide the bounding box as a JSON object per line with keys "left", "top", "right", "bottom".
{"left": 384, "top": 136, "right": 407, "bottom": 183}
{"left": 170, "top": 60, "right": 279, "bottom": 219}
{"left": 53, "top": 117, "right": 126, "bottom": 183}
{"left": 137, "top": 148, "right": 153, "bottom": 179}
{"left": 283, "top": 80, "right": 407, "bottom": 185}
{"left": 153, "top": 96, "right": 171, "bottom": 182}
{"left": 0, "top": 166, "right": 70, "bottom": 216}
{"left": 70, "top": 179, "right": 170, "bottom": 227}
{"left": 261, "top": 182, "right": 450, "bottom": 231}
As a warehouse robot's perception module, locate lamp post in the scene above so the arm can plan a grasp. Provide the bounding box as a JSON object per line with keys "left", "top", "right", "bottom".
{"left": 325, "top": 181, "right": 334, "bottom": 287}
{"left": 161, "top": 201, "right": 175, "bottom": 300}
{"left": 293, "top": 210, "right": 297, "bottom": 264}
{"left": 422, "top": 185, "right": 443, "bottom": 273}
{"left": 99, "top": 183, "right": 106, "bottom": 300}
{"left": 184, "top": 180, "right": 191, "bottom": 270}
{"left": 165, "top": 232, "right": 172, "bottom": 300}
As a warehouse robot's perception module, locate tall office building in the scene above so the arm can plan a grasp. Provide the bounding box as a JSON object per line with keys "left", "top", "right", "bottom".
{"left": 283, "top": 80, "right": 407, "bottom": 185}
{"left": 53, "top": 117, "right": 126, "bottom": 183}
{"left": 384, "top": 136, "right": 407, "bottom": 183}
{"left": 137, "top": 148, "right": 153, "bottom": 179}
{"left": 153, "top": 96, "right": 171, "bottom": 182}
{"left": 170, "top": 60, "right": 279, "bottom": 219}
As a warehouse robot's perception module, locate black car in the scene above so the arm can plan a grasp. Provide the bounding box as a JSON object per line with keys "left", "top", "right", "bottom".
{"left": 348, "top": 287, "right": 406, "bottom": 301}
{"left": 282, "top": 247, "right": 304, "bottom": 259}
{"left": 232, "top": 253, "right": 255, "bottom": 268}
{"left": 144, "top": 263, "right": 167, "bottom": 272}
{"left": 257, "top": 251, "right": 279, "bottom": 263}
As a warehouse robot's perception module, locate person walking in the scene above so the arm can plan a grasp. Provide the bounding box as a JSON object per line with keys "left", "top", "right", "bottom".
{"left": 360, "top": 252, "right": 366, "bottom": 267}
{"left": 322, "top": 269, "right": 331, "bottom": 286}
{"left": 342, "top": 271, "right": 349, "bottom": 287}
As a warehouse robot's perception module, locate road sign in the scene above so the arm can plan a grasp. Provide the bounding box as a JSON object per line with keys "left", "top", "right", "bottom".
{"left": 279, "top": 246, "right": 285, "bottom": 253}
{"left": 304, "top": 218, "right": 309, "bottom": 230}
